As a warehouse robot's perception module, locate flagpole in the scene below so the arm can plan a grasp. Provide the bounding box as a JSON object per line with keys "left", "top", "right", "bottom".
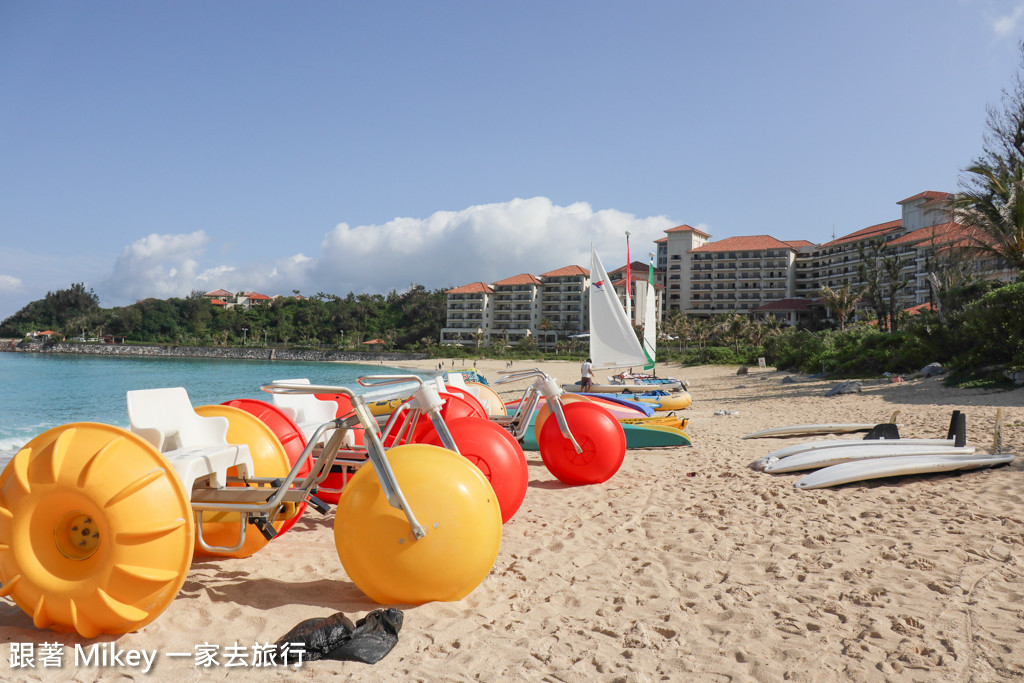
{"left": 625, "top": 231, "right": 632, "bottom": 323}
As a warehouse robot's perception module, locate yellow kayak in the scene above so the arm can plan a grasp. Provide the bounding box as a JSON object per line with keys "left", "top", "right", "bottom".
{"left": 619, "top": 415, "right": 689, "bottom": 431}
{"left": 635, "top": 391, "right": 692, "bottom": 411}
{"left": 367, "top": 397, "right": 405, "bottom": 416}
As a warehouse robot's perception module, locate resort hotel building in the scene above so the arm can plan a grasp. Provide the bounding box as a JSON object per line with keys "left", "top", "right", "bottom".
{"left": 439, "top": 190, "right": 1019, "bottom": 348}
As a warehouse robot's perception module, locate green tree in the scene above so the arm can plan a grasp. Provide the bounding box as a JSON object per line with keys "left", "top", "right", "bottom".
{"left": 719, "top": 313, "right": 749, "bottom": 354}
{"left": 0, "top": 282, "right": 101, "bottom": 336}
{"left": 819, "top": 284, "right": 863, "bottom": 332}
{"left": 858, "top": 240, "right": 909, "bottom": 332}
{"left": 882, "top": 254, "right": 911, "bottom": 333}
{"left": 955, "top": 40, "right": 1024, "bottom": 280}
{"left": 954, "top": 163, "right": 1024, "bottom": 278}
{"left": 968, "top": 41, "right": 1024, "bottom": 183}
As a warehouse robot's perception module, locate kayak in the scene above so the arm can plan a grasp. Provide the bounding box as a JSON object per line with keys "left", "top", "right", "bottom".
{"left": 635, "top": 391, "right": 692, "bottom": 411}
{"left": 518, "top": 410, "right": 692, "bottom": 450}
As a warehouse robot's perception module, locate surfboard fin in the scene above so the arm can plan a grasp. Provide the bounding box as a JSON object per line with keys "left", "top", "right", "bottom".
{"left": 863, "top": 423, "right": 900, "bottom": 440}
{"left": 947, "top": 410, "right": 967, "bottom": 448}
{"left": 992, "top": 408, "right": 1004, "bottom": 454}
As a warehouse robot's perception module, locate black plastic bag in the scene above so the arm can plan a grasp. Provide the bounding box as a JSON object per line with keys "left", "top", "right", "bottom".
{"left": 276, "top": 608, "right": 404, "bottom": 664}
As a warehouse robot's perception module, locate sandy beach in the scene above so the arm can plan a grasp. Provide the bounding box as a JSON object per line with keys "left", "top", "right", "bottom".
{"left": 2, "top": 359, "right": 1023, "bottom": 681}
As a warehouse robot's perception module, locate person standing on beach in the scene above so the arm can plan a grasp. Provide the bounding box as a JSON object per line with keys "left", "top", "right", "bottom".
{"left": 580, "top": 358, "right": 594, "bottom": 392}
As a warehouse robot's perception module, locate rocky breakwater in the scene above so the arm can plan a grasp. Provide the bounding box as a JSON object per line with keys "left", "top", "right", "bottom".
{"left": 3, "top": 340, "right": 427, "bottom": 364}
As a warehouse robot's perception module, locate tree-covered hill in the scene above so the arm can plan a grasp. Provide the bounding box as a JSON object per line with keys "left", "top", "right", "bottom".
{"left": 0, "top": 284, "right": 448, "bottom": 351}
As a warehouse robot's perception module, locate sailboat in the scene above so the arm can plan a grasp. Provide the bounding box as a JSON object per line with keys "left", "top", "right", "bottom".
{"left": 561, "top": 248, "right": 683, "bottom": 393}
{"left": 640, "top": 252, "right": 657, "bottom": 368}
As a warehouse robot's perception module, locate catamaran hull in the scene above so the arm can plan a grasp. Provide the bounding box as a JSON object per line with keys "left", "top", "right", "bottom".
{"left": 561, "top": 380, "right": 683, "bottom": 394}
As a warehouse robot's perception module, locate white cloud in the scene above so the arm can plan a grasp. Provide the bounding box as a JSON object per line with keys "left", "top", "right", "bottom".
{"left": 100, "top": 231, "right": 212, "bottom": 302}
{"left": 314, "top": 197, "right": 674, "bottom": 294}
{"left": 0, "top": 275, "right": 23, "bottom": 292}
{"left": 993, "top": 2, "right": 1024, "bottom": 36}
{"left": 92, "top": 198, "right": 676, "bottom": 305}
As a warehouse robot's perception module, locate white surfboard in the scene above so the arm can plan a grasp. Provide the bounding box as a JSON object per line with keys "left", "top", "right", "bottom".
{"left": 749, "top": 437, "right": 958, "bottom": 471}
{"left": 794, "top": 453, "right": 1015, "bottom": 489}
{"left": 741, "top": 423, "right": 881, "bottom": 440}
{"left": 764, "top": 444, "right": 976, "bottom": 474}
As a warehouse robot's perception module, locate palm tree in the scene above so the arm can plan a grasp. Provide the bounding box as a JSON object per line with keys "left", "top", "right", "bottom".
{"left": 819, "top": 284, "right": 863, "bottom": 332}
{"left": 688, "top": 316, "right": 715, "bottom": 363}
{"left": 954, "top": 163, "right": 1024, "bottom": 279}
{"left": 721, "top": 313, "right": 749, "bottom": 354}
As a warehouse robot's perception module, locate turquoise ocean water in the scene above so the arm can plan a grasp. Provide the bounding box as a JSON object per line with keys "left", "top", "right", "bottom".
{"left": 0, "top": 353, "right": 434, "bottom": 469}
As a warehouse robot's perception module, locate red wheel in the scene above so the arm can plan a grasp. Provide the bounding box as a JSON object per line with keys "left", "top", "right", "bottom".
{"left": 221, "top": 398, "right": 313, "bottom": 525}
{"left": 533, "top": 394, "right": 590, "bottom": 444}
{"left": 194, "top": 405, "right": 302, "bottom": 554}
{"left": 441, "top": 386, "right": 488, "bottom": 417}
{"left": 309, "top": 393, "right": 368, "bottom": 503}
{"left": 538, "top": 401, "right": 626, "bottom": 485}
{"left": 422, "top": 417, "right": 528, "bottom": 524}
{"left": 221, "top": 399, "right": 308, "bottom": 471}
{"left": 387, "top": 393, "right": 489, "bottom": 447}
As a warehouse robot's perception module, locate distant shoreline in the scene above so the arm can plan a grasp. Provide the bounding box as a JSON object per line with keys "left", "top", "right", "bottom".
{"left": 1, "top": 340, "right": 429, "bottom": 364}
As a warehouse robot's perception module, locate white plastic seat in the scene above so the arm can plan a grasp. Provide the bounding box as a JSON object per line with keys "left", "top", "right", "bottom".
{"left": 438, "top": 373, "right": 492, "bottom": 414}
{"left": 269, "top": 379, "right": 350, "bottom": 446}
{"left": 127, "top": 387, "right": 254, "bottom": 492}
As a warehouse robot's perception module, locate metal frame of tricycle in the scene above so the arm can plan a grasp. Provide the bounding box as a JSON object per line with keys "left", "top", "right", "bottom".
{"left": 187, "top": 377, "right": 460, "bottom": 554}
{"left": 185, "top": 370, "right": 581, "bottom": 556}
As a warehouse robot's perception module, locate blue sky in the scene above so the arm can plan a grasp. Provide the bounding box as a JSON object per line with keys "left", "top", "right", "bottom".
{"left": 1, "top": 1, "right": 1022, "bottom": 322}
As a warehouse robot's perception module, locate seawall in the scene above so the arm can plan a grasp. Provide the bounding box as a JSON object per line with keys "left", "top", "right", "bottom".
{"left": 2, "top": 341, "right": 429, "bottom": 364}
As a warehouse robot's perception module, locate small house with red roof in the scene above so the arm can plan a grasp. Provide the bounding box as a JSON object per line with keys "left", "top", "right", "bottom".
{"left": 203, "top": 289, "right": 276, "bottom": 310}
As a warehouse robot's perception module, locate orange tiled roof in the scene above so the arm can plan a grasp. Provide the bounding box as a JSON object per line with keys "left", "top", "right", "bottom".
{"left": 209, "top": 299, "right": 227, "bottom": 306}
{"left": 608, "top": 261, "right": 658, "bottom": 275}
{"left": 611, "top": 276, "right": 663, "bottom": 289}
{"left": 752, "top": 298, "right": 819, "bottom": 312}
{"left": 493, "top": 274, "right": 542, "bottom": 286}
{"left": 665, "top": 224, "right": 711, "bottom": 238}
{"left": 905, "top": 302, "right": 936, "bottom": 315}
{"left": 785, "top": 240, "right": 815, "bottom": 248}
{"left": 654, "top": 236, "right": 668, "bottom": 243}
{"left": 244, "top": 292, "right": 272, "bottom": 300}
{"left": 898, "top": 191, "right": 952, "bottom": 204}
{"left": 821, "top": 220, "right": 902, "bottom": 247}
{"left": 448, "top": 282, "right": 494, "bottom": 294}
{"left": 540, "top": 265, "right": 588, "bottom": 278}
{"left": 690, "top": 235, "right": 799, "bottom": 253}
{"left": 205, "top": 289, "right": 233, "bottom": 297}
{"left": 921, "top": 196, "right": 952, "bottom": 209}
{"left": 888, "top": 222, "right": 970, "bottom": 247}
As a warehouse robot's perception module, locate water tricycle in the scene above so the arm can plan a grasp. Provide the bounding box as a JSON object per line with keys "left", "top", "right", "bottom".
{"left": 0, "top": 371, "right": 630, "bottom": 639}
{"left": 0, "top": 380, "right": 503, "bottom": 638}
{"left": 491, "top": 369, "right": 627, "bottom": 485}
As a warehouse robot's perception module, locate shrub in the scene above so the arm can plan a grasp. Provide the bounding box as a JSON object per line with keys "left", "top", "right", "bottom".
{"left": 947, "top": 282, "right": 1024, "bottom": 378}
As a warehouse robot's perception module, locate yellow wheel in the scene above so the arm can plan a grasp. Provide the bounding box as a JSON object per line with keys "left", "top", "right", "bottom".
{"left": 193, "top": 404, "right": 296, "bottom": 559}
{"left": 0, "top": 422, "right": 193, "bottom": 637}
{"left": 334, "top": 444, "right": 502, "bottom": 604}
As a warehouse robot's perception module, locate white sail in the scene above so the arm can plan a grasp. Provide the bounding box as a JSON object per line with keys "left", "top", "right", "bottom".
{"left": 589, "top": 247, "right": 648, "bottom": 370}
{"left": 641, "top": 259, "right": 656, "bottom": 368}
